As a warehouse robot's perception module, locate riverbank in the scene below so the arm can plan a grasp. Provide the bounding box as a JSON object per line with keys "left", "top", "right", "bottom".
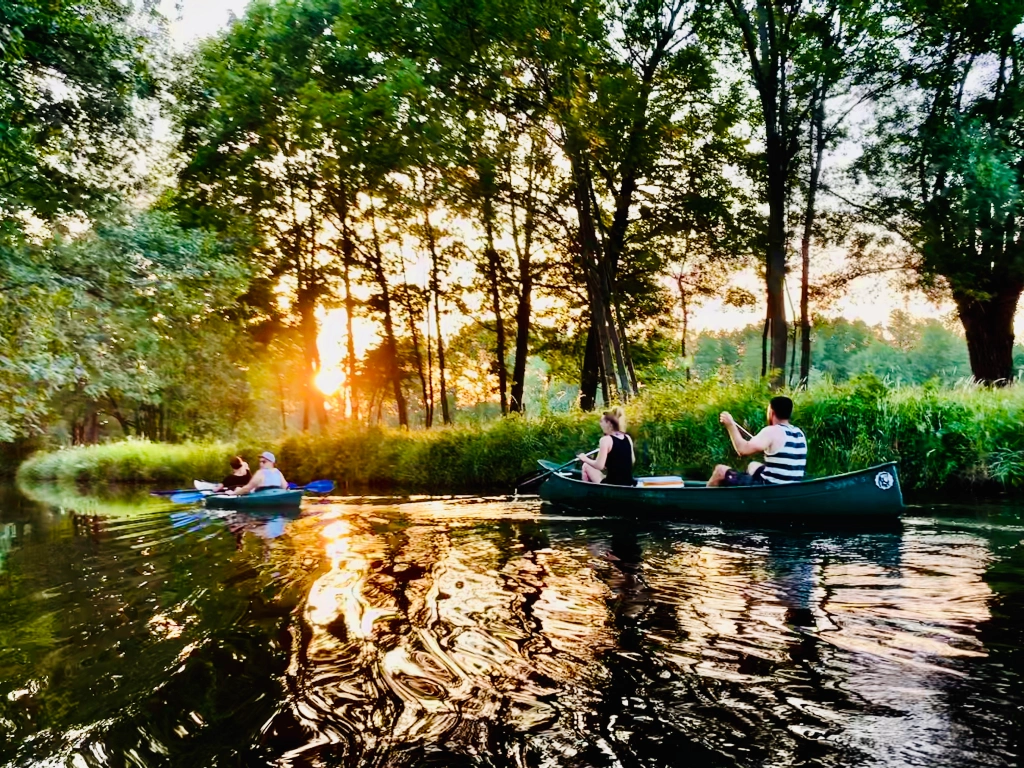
{"left": 16, "top": 378, "right": 1024, "bottom": 492}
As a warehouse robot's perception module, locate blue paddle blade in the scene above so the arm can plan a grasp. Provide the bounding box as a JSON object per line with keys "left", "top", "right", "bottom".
{"left": 150, "top": 488, "right": 192, "bottom": 497}
{"left": 303, "top": 480, "right": 335, "bottom": 494}
{"left": 170, "top": 491, "right": 206, "bottom": 504}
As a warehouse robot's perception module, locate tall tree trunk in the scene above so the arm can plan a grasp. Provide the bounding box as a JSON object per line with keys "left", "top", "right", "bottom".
{"left": 509, "top": 271, "right": 532, "bottom": 413}
{"left": 677, "top": 276, "right": 692, "bottom": 380}
{"left": 954, "top": 283, "right": 1023, "bottom": 384}
{"left": 425, "top": 304, "right": 435, "bottom": 428}
{"left": 342, "top": 224, "right": 359, "bottom": 420}
{"left": 568, "top": 150, "right": 619, "bottom": 402}
{"left": 426, "top": 223, "right": 452, "bottom": 425}
{"left": 800, "top": 93, "right": 826, "bottom": 387}
{"left": 579, "top": 323, "right": 600, "bottom": 411}
{"left": 278, "top": 373, "right": 287, "bottom": 433}
{"left": 297, "top": 287, "right": 327, "bottom": 431}
{"left": 766, "top": 161, "right": 789, "bottom": 387}
{"left": 401, "top": 277, "right": 431, "bottom": 427}
{"left": 761, "top": 315, "right": 770, "bottom": 379}
{"left": 724, "top": 0, "right": 796, "bottom": 388}
{"left": 507, "top": 142, "right": 538, "bottom": 415}
{"left": 370, "top": 206, "right": 408, "bottom": 427}
{"left": 482, "top": 189, "right": 509, "bottom": 415}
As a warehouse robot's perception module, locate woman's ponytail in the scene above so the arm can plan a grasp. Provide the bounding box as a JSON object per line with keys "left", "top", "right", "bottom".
{"left": 602, "top": 407, "right": 627, "bottom": 432}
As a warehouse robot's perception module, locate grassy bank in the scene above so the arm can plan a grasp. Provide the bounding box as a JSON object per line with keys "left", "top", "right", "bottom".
{"left": 17, "top": 377, "right": 1024, "bottom": 492}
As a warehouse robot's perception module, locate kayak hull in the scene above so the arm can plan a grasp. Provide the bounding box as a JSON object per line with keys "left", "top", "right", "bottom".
{"left": 537, "top": 461, "right": 904, "bottom": 523}
{"left": 204, "top": 488, "right": 304, "bottom": 509}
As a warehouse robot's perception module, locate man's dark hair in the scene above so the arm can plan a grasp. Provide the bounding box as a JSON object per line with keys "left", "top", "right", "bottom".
{"left": 770, "top": 396, "right": 794, "bottom": 420}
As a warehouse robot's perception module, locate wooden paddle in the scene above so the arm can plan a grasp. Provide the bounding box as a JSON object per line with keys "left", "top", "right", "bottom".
{"left": 514, "top": 449, "right": 598, "bottom": 494}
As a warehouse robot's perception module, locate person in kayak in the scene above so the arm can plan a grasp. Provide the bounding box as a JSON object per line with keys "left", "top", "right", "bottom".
{"left": 229, "top": 451, "right": 288, "bottom": 495}
{"left": 707, "top": 396, "right": 807, "bottom": 487}
{"left": 577, "top": 407, "right": 636, "bottom": 486}
{"left": 215, "top": 456, "right": 251, "bottom": 492}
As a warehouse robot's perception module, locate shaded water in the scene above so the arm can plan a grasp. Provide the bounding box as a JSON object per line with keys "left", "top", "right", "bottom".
{"left": 1, "top": 485, "right": 1023, "bottom": 767}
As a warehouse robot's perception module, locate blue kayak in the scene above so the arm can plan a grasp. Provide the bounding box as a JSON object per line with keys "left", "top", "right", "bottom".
{"left": 204, "top": 488, "right": 304, "bottom": 509}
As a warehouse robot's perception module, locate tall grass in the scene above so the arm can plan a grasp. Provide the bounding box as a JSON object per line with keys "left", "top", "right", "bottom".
{"left": 16, "top": 439, "right": 271, "bottom": 486}
{"left": 18, "top": 377, "right": 1024, "bottom": 492}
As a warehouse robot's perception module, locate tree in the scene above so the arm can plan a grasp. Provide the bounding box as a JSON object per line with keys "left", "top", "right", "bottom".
{"left": 855, "top": 1, "right": 1024, "bottom": 384}
{"left": 0, "top": 0, "right": 155, "bottom": 235}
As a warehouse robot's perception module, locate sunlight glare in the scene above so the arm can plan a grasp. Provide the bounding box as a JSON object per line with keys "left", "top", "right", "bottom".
{"left": 315, "top": 368, "right": 345, "bottom": 395}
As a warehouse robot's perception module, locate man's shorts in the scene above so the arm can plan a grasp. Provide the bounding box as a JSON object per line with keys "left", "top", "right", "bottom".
{"left": 722, "top": 465, "right": 767, "bottom": 487}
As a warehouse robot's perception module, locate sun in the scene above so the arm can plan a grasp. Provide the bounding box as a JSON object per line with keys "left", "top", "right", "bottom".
{"left": 315, "top": 368, "right": 345, "bottom": 395}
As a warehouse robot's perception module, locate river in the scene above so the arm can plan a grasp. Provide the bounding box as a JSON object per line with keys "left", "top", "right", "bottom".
{"left": 0, "top": 484, "right": 1022, "bottom": 767}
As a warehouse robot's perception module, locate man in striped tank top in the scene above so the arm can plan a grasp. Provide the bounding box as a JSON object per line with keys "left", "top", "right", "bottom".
{"left": 707, "top": 396, "right": 808, "bottom": 487}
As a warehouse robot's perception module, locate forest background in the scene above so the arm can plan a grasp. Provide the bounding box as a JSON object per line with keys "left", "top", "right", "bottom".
{"left": 5, "top": 0, "right": 1024, "bottom": 487}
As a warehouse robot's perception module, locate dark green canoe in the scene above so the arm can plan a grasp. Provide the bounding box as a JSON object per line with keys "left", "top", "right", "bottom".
{"left": 536, "top": 461, "right": 904, "bottom": 522}
{"left": 204, "top": 488, "right": 304, "bottom": 510}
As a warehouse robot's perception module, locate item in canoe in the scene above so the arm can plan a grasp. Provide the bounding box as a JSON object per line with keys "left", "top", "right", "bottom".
{"left": 535, "top": 460, "right": 903, "bottom": 522}
{"left": 204, "top": 487, "right": 304, "bottom": 509}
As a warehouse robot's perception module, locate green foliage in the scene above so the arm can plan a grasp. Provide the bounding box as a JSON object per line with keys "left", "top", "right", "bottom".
{"left": 22, "top": 380, "right": 1024, "bottom": 492}
{"left": 688, "top": 314, "right": 977, "bottom": 387}
{"left": 0, "top": 211, "right": 253, "bottom": 443}
{"left": 17, "top": 440, "right": 270, "bottom": 486}
{"left": 0, "top": 0, "right": 156, "bottom": 228}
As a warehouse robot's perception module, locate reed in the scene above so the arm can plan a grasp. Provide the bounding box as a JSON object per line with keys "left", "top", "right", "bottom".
{"left": 18, "top": 377, "right": 1024, "bottom": 492}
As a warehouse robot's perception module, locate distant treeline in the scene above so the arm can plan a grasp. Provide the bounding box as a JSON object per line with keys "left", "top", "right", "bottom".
{"left": 679, "top": 313, "right": 1015, "bottom": 387}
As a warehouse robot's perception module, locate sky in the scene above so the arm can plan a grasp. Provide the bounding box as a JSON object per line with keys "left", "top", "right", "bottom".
{"left": 159, "top": 0, "right": 996, "bottom": 392}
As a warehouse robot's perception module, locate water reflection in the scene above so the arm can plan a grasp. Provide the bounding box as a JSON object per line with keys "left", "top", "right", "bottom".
{"left": 0, "top": 489, "right": 1022, "bottom": 767}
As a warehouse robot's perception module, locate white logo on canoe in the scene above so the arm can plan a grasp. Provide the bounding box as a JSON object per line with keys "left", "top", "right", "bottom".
{"left": 875, "top": 471, "right": 895, "bottom": 491}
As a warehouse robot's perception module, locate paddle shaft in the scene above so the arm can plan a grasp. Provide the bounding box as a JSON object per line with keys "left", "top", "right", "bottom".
{"left": 516, "top": 448, "right": 599, "bottom": 492}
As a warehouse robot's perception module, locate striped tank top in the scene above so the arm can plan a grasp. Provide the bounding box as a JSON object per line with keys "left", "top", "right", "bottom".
{"left": 762, "top": 425, "right": 807, "bottom": 484}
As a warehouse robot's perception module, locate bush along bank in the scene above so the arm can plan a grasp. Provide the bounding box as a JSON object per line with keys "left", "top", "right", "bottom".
{"left": 16, "top": 440, "right": 274, "bottom": 487}
{"left": 17, "top": 377, "right": 1024, "bottom": 493}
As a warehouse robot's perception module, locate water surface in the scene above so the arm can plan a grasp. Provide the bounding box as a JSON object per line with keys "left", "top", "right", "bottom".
{"left": 1, "top": 485, "right": 1022, "bottom": 767}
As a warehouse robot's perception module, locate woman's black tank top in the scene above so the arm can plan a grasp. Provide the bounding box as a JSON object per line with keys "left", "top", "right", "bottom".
{"left": 603, "top": 433, "right": 634, "bottom": 486}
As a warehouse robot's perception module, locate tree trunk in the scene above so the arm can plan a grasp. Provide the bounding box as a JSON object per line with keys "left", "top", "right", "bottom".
{"left": 482, "top": 191, "right": 509, "bottom": 415}
{"left": 297, "top": 288, "right": 327, "bottom": 431}
{"left": 954, "top": 283, "right": 1023, "bottom": 384}
{"left": 425, "top": 304, "right": 435, "bottom": 428}
{"left": 579, "top": 323, "right": 600, "bottom": 412}
{"left": 509, "top": 262, "right": 532, "bottom": 414}
{"left": 343, "top": 224, "right": 359, "bottom": 420}
{"left": 800, "top": 94, "right": 826, "bottom": 387}
{"left": 401, "top": 277, "right": 431, "bottom": 427}
{"left": 507, "top": 143, "right": 538, "bottom": 415}
{"left": 677, "top": 276, "right": 692, "bottom": 380}
{"left": 568, "top": 150, "right": 619, "bottom": 401}
{"left": 278, "top": 373, "right": 287, "bottom": 433}
{"left": 428, "top": 232, "right": 452, "bottom": 425}
{"left": 370, "top": 207, "right": 408, "bottom": 427}
{"left": 766, "top": 162, "right": 789, "bottom": 387}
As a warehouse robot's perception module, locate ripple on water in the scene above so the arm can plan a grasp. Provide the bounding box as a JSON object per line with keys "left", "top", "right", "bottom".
{"left": 0, "top": 494, "right": 1022, "bottom": 767}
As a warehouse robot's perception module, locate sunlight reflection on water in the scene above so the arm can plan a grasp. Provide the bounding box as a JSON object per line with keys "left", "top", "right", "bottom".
{"left": 0, "top": 491, "right": 1022, "bottom": 767}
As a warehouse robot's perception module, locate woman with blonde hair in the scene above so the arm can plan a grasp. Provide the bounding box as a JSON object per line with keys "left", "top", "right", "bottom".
{"left": 577, "top": 407, "right": 635, "bottom": 486}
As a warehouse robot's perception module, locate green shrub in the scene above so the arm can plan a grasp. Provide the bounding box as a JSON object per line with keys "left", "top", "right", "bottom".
{"left": 17, "top": 378, "right": 1024, "bottom": 492}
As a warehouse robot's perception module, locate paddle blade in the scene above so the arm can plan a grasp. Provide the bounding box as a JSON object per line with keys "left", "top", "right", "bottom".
{"left": 513, "top": 469, "right": 547, "bottom": 493}
{"left": 170, "top": 491, "right": 206, "bottom": 504}
{"left": 303, "top": 479, "right": 335, "bottom": 494}
{"left": 150, "top": 488, "right": 191, "bottom": 497}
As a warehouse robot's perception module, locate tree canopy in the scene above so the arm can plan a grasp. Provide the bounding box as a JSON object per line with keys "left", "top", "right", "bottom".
{"left": 2, "top": 0, "right": 1024, "bottom": 447}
